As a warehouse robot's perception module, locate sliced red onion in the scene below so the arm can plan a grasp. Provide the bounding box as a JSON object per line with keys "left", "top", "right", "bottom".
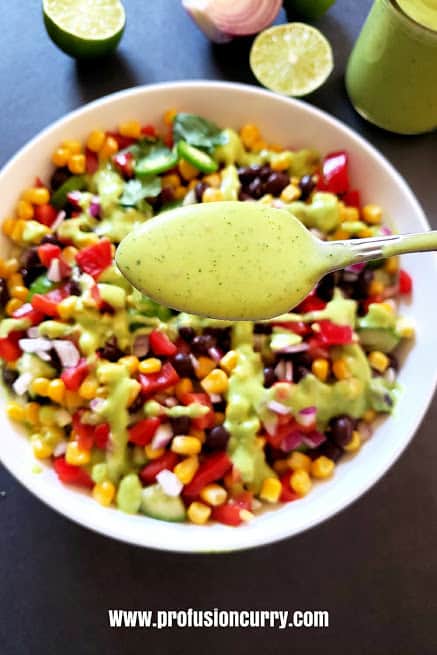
{"left": 156, "top": 469, "right": 183, "bottom": 497}
{"left": 26, "top": 326, "right": 40, "bottom": 338}
{"left": 273, "top": 343, "right": 310, "bottom": 354}
{"left": 19, "top": 337, "right": 52, "bottom": 353}
{"left": 274, "top": 360, "right": 294, "bottom": 382}
{"left": 280, "top": 430, "right": 305, "bottom": 452}
{"left": 66, "top": 191, "right": 82, "bottom": 207}
{"left": 267, "top": 400, "right": 291, "bottom": 416}
{"left": 302, "top": 431, "right": 326, "bottom": 448}
{"left": 208, "top": 346, "right": 222, "bottom": 362}
{"left": 182, "top": 0, "right": 281, "bottom": 42}
{"left": 151, "top": 423, "right": 174, "bottom": 450}
{"left": 53, "top": 442, "right": 67, "bottom": 457}
{"left": 53, "top": 340, "right": 80, "bottom": 368}
{"left": 345, "top": 262, "right": 365, "bottom": 274}
{"left": 380, "top": 225, "right": 392, "bottom": 235}
{"left": 51, "top": 210, "right": 66, "bottom": 232}
{"left": 47, "top": 258, "right": 62, "bottom": 283}
{"left": 12, "top": 372, "right": 33, "bottom": 396}
{"left": 89, "top": 196, "right": 101, "bottom": 218}
{"left": 133, "top": 334, "right": 149, "bottom": 357}
{"left": 296, "top": 406, "right": 317, "bottom": 427}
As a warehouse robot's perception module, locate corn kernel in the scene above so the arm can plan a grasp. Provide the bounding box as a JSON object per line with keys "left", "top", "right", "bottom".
{"left": 259, "top": 477, "right": 282, "bottom": 503}
{"left": 362, "top": 204, "right": 383, "bottom": 224}
{"left": 368, "top": 280, "right": 385, "bottom": 297}
{"left": 23, "top": 187, "right": 50, "bottom": 205}
{"left": 127, "top": 381, "right": 141, "bottom": 407}
{"left": 384, "top": 256, "right": 399, "bottom": 275}
{"left": 251, "top": 138, "right": 268, "bottom": 152}
{"left": 32, "top": 437, "right": 53, "bottom": 459}
{"left": 379, "top": 302, "right": 395, "bottom": 314}
{"left": 287, "top": 451, "right": 312, "bottom": 473}
{"left": 175, "top": 377, "right": 193, "bottom": 401}
{"left": 2, "top": 218, "right": 16, "bottom": 237}
{"left": 280, "top": 184, "right": 301, "bottom": 203}
{"left": 240, "top": 124, "right": 261, "bottom": 149}
{"left": 47, "top": 379, "right": 65, "bottom": 404}
{"left": 4, "top": 258, "right": 19, "bottom": 276}
{"left": 194, "top": 356, "right": 216, "bottom": 379}
{"left": 269, "top": 143, "right": 283, "bottom": 153}
{"left": 62, "top": 139, "right": 82, "bottom": 155}
{"left": 161, "top": 173, "right": 181, "bottom": 188}
{"left": 200, "top": 368, "right": 228, "bottom": 394}
{"left": 144, "top": 444, "right": 165, "bottom": 460}
{"left": 311, "top": 456, "right": 335, "bottom": 479}
{"left": 171, "top": 435, "right": 202, "bottom": 456}
{"left": 188, "top": 179, "right": 199, "bottom": 191}
{"left": 61, "top": 246, "right": 79, "bottom": 264}
{"left": 273, "top": 459, "right": 289, "bottom": 475}
{"left": 344, "top": 430, "right": 362, "bottom": 452}
{"left": 174, "top": 455, "right": 199, "bottom": 485}
{"left": 118, "top": 120, "right": 141, "bottom": 139}
{"left": 219, "top": 350, "right": 239, "bottom": 374}
{"left": 339, "top": 205, "right": 360, "bottom": 222}
{"left": 17, "top": 200, "right": 34, "bottom": 220}
{"left": 119, "top": 356, "right": 139, "bottom": 374}
{"left": 363, "top": 409, "right": 376, "bottom": 423}
{"left": 78, "top": 377, "right": 98, "bottom": 400}
{"left": 38, "top": 406, "right": 57, "bottom": 426}
{"left": 187, "top": 501, "right": 211, "bottom": 525}
{"left": 93, "top": 480, "right": 116, "bottom": 506}
{"left": 259, "top": 193, "right": 273, "bottom": 205}
{"left": 397, "top": 318, "right": 415, "bottom": 338}
{"left": 24, "top": 402, "right": 40, "bottom": 426}
{"left": 9, "top": 285, "right": 27, "bottom": 301}
{"left": 99, "top": 136, "right": 119, "bottom": 161}
{"left": 11, "top": 220, "right": 26, "bottom": 242}
{"left": 139, "top": 358, "right": 162, "bottom": 374}
{"left": 290, "top": 469, "right": 312, "bottom": 496}
{"left": 6, "top": 401, "right": 25, "bottom": 422}
{"left": 31, "top": 377, "right": 50, "bottom": 396}
{"left": 311, "top": 358, "right": 329, "bottom": 382}
{"left": 64, "top": 391, "right": 83, "bottom": 411}
{"left": 173, "top": 185, "right": 187, "bottom": 200}
{"left": 68, "top": 154, "right": 86, "bottom": 175}
{"left": 332, "top": 358, "right": 351, "bottom": 380}
{"left": 203, "top": 173, "right": 221, "bottom": 188}
{"left": 202, "top": 188, "right": 224, "bottom": 203}
{"left": 357, "top": 227, "right": 374, "bottom": 239}
{"left": 57, "top": 296, "right": 77, "bottom": 320}
{"left": 6, "top": 298, "right": 23, "bottom": 316}
{"left": 214, "top": 412, "right": 225, "bottom": 425}
{"left": 270, "top": 153, "right": 292, "bottom": 171}
{"left": 200, "top": 483, "right": 228, "bottom": 506}
{"left": 332, "top": 228, "right": 350, "bottom": 241}
{"left": 368, "top": 350, "right": 389, "bottom": 373}
{"left": 190, "top": 428, "right": 205, "bottom": 443}
{"left": 52, "top": 147, "right": 71, "bottom": 167}
{"left": 86, "top": 129, "right": 106, "bottom": 152}
{"left": 66, "top": 441, "right": 91, "bottom": 465}
{"left": 179, "top": 159, "right": 199, "bottom": 181}
{"left": 163, "top": 108, "right": 177, "bottom": 126}
{"left": 240, "top": 509, "right": 255, "bottom": 522}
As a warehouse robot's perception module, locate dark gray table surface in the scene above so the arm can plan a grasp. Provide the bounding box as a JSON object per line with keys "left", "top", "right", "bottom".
{"left": 1, "top": 1, "right": 436, "bottom": 653}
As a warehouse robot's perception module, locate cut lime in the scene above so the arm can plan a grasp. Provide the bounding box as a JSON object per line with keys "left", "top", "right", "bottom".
{"left": 42, "top": 0, "right": 126, "bottom": 59}
{"left": 250, "top": 23, "right": 334, "bottom": 97}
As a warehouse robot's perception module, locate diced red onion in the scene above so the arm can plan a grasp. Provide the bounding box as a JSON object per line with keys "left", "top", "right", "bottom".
{"left": 151, "top": 423, "right": 173, "bottom": 450}
{"left": 26, "top": 326, "right": 40, "bottom": 338}
{"left": 380, "top": 225, "right": 392, "bottom": 235}
{"left": 208, "top": 346, "right": 222, "bottom": 362}
{"left": 182, "top": 0, "right": 281, "bottom": 42}
{"left": 53, "top": 442, "right": 67, "bottom": 457}
{"left": 208, "top": 393, "right": 222, "bottom": 403}
{"left": 156, "top": 469, "right": 183, "bottom": 497}
{"left": 262, "top": 413, "right": 278, "bottom": 436}
{"left": 133, "top": 334, "right": 149, "bottom": 358}
{"left": 19, "top": 337, "right": 52, "bottom": 353}
{"left": 66, "top": 191, "right": 82, "bottom": 207}
{"left": 90, "top": 398, "right": 105, "bottom": 413}
{"left": 267, "top": 400, "right": 291, "bottom": 416}
{"left": 37, "top": 351, "right": 51, "bottom": 361}
{"left": 273, "top": 343, "right": 310, "bottom": 354}
{"left": 51, "top": 210, "right": 66, "bottom": 232}
{"left": 302, "top": 431, "right": 326, "bottom": 448}
{"left": 280, "top": 430, "right": 305, "bottom": 452}
{"left": 274, "top": 360, "right": 293, "bottom": 382}
{"left": 342, "top": 270, "right": 359, "bottom": 283}
{"left": 53, "top": 340, "right": 80, "bottom": 368}
{"left": 12, "top": 372, "right": 33, "bottom": 396}
{"left": 89, "top": 197, "right": 101, "bottom": 218}
{"left": 296, "top": 406, "right": 317, "bottom": 427}
{"left": 164, "top": 397, "right": 178, "bottom": 408}
{"left": 345, "top": 262, "right": 365, "bottom": 273}
{"left": 47, "top": 258, "right": 62, "bottom": 283}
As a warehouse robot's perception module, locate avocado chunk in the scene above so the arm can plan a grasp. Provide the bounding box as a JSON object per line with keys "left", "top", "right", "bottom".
{"left": 141, "top": 484, "right": 186, "bottom": 522}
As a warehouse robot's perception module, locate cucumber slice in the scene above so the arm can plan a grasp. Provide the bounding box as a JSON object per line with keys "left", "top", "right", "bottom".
{"left": 135, "top": 144, "right": 178, "bottom": 177}
{"left": 177, "top": 140, "right": 218, "bottom": 173}
{"left": 141, "top": 484, "right": 186, "bottom": 522}
{"left": 358, "top": 327, "right": 400, "bottom": 353}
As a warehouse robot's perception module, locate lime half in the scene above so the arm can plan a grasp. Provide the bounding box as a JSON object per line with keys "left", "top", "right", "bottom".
{"left": 250, "top": 23, "right": 333, "bottom": 97}
{"left": 42, "top": 0, "right": 126, "bottom": 59}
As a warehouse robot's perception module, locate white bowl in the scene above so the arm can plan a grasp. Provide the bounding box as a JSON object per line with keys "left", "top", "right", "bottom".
{"left": 1, "top": 81, "right": 436, "bottom": 552}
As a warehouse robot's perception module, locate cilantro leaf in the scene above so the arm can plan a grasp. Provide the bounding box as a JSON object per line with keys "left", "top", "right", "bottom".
{"left": 120, "top": 177, "right": 162, "bottom": 207}
{"left": 172, "top": 113, "right": 227, "bottom": 151}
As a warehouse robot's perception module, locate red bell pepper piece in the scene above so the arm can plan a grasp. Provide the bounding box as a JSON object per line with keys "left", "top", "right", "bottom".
{"left": 140, "top": 451, "right": 179, "bottom": 485}
{"left": 139, "top": 362, "right": 180, "bottom": 396}
{"left": 38, "top": 243, "right": 61, "bottom": 267}
{"left": 95, "top": 423, "right": 110, "bottom": 449}
{"left": 61, "top": 358, "right": 89, "bottom": 391}
{"left": 342, "top": 189, "right": 361, "bottom": 208}
{"left": 279, "top": 473, "right": 300, "bottom": 503}
{"left": 295, "top": 290, "right": 326, "bottom": 313}
{"left": 211, "top": 503, "right": 244, "bottom": 526}
{"left": 271, "top": 320, "right": 310, "bottom": 336}
{"left": 12, "top": 302, "right": 44, "bottom": 326}
{"left": 106, "top": 131, "right": 137, "bottom": 150}
{"left": 53, "top": 456, "right": 94, "bottom": 488}
{"left": 163, "top": 129, "right": 173, "bottom": 149}
{"left": 72, "top": 410, "right": 95, "bottom": 450}
{"left": 112, "top": 151, "right": 134, "bottom": 178}
{"left": 0, "top": 334, "right": 22, "bottom": 362}
{"left": 149, "top": 330, "right": 177, "bottom": 357}
{"left": 85, "top": 148, "right": 99, "bottom": 174}
{"left": 128, "top": 417, "right": 161, "bottom": 446}
{"left": 31, "top": 286, "right": 70, "bottom": 318}
{"left": 181, "top": 392, "right": 215, "bottom": 430}
{"left": 75, "top": 238, "right": 112, "bottom": 279}
{"left": 399, "top": 269, "right": 413, "bottom": 295}
{"left": 141, "top": 124, "right": 157, "bottom": 138}
{"left": 184, "top": 451, "right": 232, "bottom": 497}
{"left": 34, "top": 204, "right": 58, "bottom": 227}
{"left": 230, "top": 491, "right": 253, "bottom": 510}
{"left": 315, "top": 319, "right": 354, "bottom": 346}
{"left": 318, "top": 150, "right": 350, "bottom": 195}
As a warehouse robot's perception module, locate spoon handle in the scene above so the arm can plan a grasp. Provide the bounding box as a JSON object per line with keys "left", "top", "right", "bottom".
{"left": 325, "top": 230, "right": 437, "bottom": 270}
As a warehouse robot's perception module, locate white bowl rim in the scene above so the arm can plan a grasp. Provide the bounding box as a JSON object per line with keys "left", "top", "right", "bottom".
{"left": 1, "top": 80, "right": 436, "bottom": 553}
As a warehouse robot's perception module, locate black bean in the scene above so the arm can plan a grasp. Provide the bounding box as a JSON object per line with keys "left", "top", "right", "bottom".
{"left": 356, "top": 268, "right": 374, "bottom": 298}
{"left": 237, "top": 165, "right": 262, "bottom": 185}
{"left": 329, "top": 415, "right": 354, "bottom": 447}
{"left": 159, "top": 186, "right": 174, "bottom": 205}
{"left": 258, "top": 164, "right": 273, "bottom": 181}
{"left": 172, "top": 352, "right": 195, "bottom": 378}
{"left": 21, "top": 265, "right": 46, "bottom": 287}
{"left": 128, "top": 394, "right": 144, "bottom": 415}
{"left": 317, "top": 272, "right": 337, "bottom": 302}
{"left": 98, "top": 337, "right": 125, "bottom": 362}
{"left": 47, "top": 348, "right": 62, "bottom": 375}
{"left": 294, "top": 366, "right": 310, "bottom": 383}
{"left": 203, "top": 327, "right": 231, "bottom": 351}
{"left": 194, "top": 182, "right": 208, "bottom": 203}
{"left": 67, "top": 280, "right": 81, "bottom": 296}
{"left": 212, "top": 400, "right": 227, "bottom": 413}
{"left": 40, "top": 234, "right": 63, "bottom": 247}
{"left": 248, "top": 177, "right": 264, "bottom": 199}
{"left": 205, "top": 425, "right": 230, "bottom": 451}
{"left": 263, "top": 171, "right": 289, "bottom": 196}
{"left": 50, "top": 167, "right": 71, "bottom": 191}
{"left": 318, "top": 441, "right": 343, "bottom": 462}
{"left": 2, "top": 367, "right": 18, "bottom": 388}
{"left": 238, "top": 190, "right": 254, "bottom": 202}
{"left": 21, "top": 247, "right": 40, "bottom": 269}
{"left": 294, "top": 353, "right": 313, "bottom": 369}
{"left": 0, "top": 278, "right": 10, "bottom": 308}
{"left": 170, "top": 415, "right": 191, "bottom": 436}
{"left": 178, "top": 326, "right": 195, "bottom": 343}
{"left": 192, "top": 334, "right": 216, "bottom": 355}
{"left": 387, "top": 353, "right": 399, "bottom": 371}
{"left": 299, "top": 174, "right": 316, "bottom": 201}
{"left": 263, "top": 367, "right": 277, "bottom": 388}
{"left": 254, "top": 323, "right": 273, "bottom": 335}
